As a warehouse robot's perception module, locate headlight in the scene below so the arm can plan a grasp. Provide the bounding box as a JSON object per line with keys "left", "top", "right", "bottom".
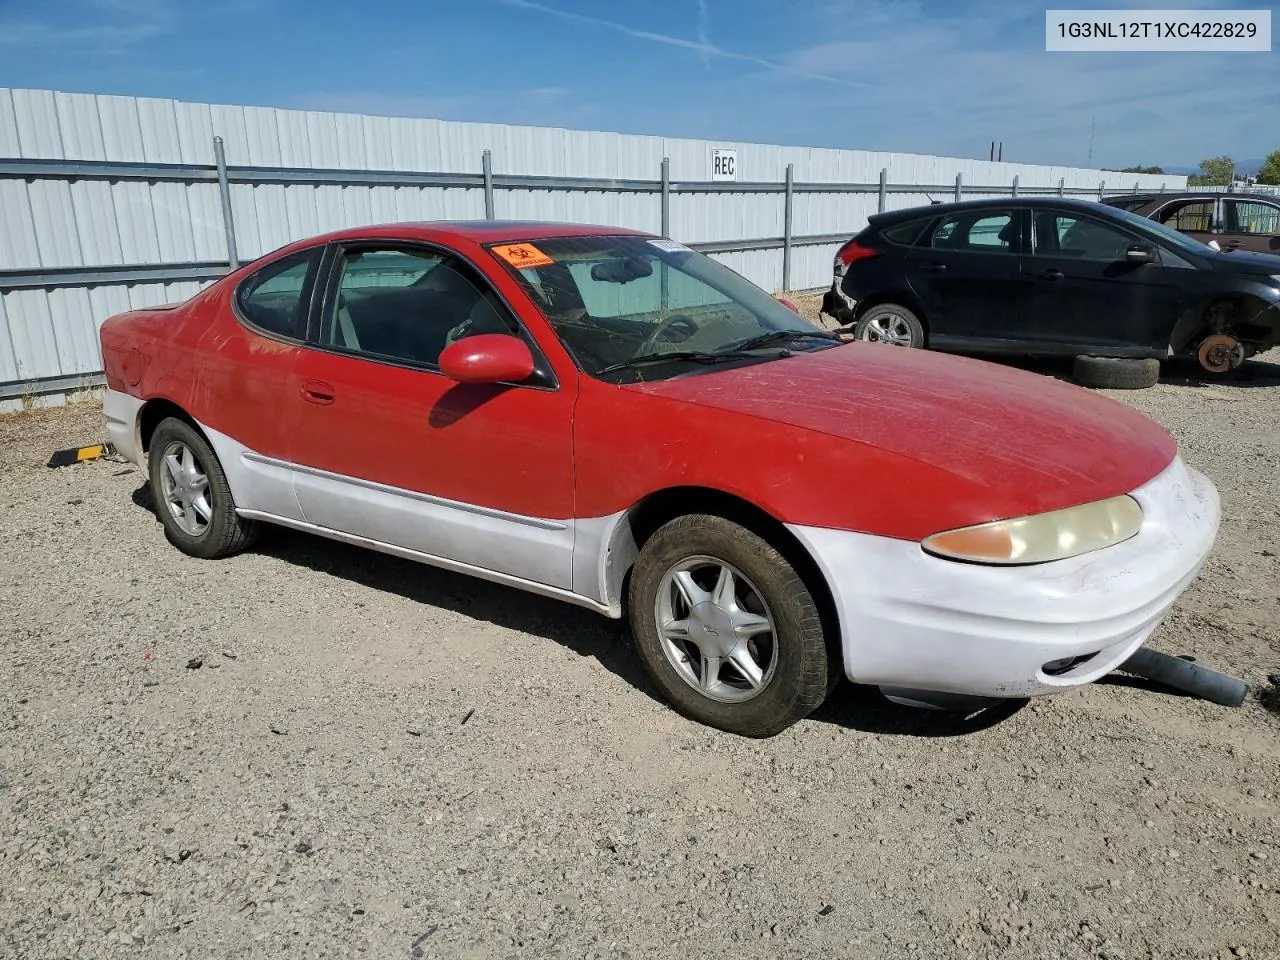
{"left": 922, "top": 496, "right": 1143, "bottom": 565}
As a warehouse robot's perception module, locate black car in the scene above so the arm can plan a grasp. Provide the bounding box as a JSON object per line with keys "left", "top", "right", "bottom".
{"left": 820, "top": 197, "right": 1280, "bottom": 381}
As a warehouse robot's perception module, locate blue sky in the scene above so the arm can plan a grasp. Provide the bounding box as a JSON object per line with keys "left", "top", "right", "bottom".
{"left": 0, "top": 0, "right": 1276, "bottom": 169}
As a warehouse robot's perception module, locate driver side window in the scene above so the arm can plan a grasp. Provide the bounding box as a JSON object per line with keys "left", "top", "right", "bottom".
{"left": 320, "top": 247, "right": 516, "bottom": 368}
{"left": 1033, "top": 213, "right": 1135, "bottom": 261}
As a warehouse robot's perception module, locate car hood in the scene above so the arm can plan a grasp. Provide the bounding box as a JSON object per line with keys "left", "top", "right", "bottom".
{"left": 1210, "top": 248, "right": 1280, "bottom": 276}
{"left": 627, "top": 343, "right": 1176, "bottom": 511}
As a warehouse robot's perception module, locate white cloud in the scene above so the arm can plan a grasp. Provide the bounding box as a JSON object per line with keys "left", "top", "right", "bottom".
{"left": 500, "top": 0, "right": 878, "bottom": 89}
{"left": 0, "top": 0, "right": 174, "bottom": 52}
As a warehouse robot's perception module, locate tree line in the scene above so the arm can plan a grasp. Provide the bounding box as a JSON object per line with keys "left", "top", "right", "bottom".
{"left": 1109, "top": 151, "right": 1280, "bottom": 186}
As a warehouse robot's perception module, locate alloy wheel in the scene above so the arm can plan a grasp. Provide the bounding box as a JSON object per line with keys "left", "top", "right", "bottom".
{"left": 158, "top": 440, "right": 212, "bottom": 537}
{"left": 859, "top": 313, "right": 914, "bottom": 346}
{"left": 654, "top": 556, "right": 778, "bottom": 703}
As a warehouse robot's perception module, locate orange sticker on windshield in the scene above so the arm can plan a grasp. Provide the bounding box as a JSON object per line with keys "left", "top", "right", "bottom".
{"left": 492, "top": 243, "right": 555, "bottom": 269}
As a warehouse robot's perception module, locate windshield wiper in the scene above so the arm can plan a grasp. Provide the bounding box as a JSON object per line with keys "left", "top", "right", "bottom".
{"left": 596, "top": 332, "right": 837, "bottom": 376}
{"left": 721, "top": 329, "right": 843, "bottom": 353}
{"left": 597, "top": 351, "right": 752, "bottom": 375}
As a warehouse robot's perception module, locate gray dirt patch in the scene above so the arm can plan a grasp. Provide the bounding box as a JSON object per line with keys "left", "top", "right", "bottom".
{"left": 2, "top": 348, "right": 1278, "bottom": 959}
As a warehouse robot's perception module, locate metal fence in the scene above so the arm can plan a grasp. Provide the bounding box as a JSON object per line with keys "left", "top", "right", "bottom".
{"left": 0, "top": 88, "right": 1182, "bottom": 405}
{"left": 1196, "top": 184, "right": 1280, "bottom": 197}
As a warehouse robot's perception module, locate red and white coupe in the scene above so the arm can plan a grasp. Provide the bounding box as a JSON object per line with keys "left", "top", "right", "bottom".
{"left": 100, "top": 222, "right": 1220, "bottom": 736}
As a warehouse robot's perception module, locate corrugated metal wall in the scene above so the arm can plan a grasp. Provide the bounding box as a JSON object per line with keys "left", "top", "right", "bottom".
{"left": 0, "top": 87, "right": 1183, "bottom": 406}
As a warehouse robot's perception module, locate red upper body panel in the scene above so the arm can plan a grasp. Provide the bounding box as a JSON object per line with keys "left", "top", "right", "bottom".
{"left": 100, "top": 221, "right": 1178, "bottom": 542}
{"left": 586, "top": 344, "right": 1175, "bottom": 538}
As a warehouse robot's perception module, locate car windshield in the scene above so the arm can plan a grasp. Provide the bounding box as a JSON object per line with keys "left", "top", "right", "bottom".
{"left": 487, "top": 235, "right": 838, "bottom": 381}
{"left": 1103, "top": 203, "right": 1217, "bottom": 255}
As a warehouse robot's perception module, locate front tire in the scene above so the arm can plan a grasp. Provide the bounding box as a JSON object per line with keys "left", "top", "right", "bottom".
{"left": 148, "top": 417, "right": 259, "bottom": 559}
{"left": 853, "top": 304, "right": 925, "bottom": 348}
{"left": 627, "top": 515, "right": 831, "bottom": 737}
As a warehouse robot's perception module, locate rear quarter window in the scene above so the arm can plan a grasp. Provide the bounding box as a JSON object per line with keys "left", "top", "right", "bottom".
{"left": 881, "top": 219, "right": 932, "bottom": 246}
{"left": 235, "top": 248, "right": 322, "bottom": 340}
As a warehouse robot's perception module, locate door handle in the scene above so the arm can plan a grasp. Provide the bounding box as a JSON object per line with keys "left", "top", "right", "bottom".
{"left": 301, "top": 379, "right": 335, "bottom": 405}
{"left": 920, "top": 262, "right": 948, "bottom": 273}
{"left": 1038, "top": 269, "right": 1065, "bottom": 281}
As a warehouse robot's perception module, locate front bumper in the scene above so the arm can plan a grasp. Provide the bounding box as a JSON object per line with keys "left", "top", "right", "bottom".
{"left": 788, "top": 456, "right": 1220, "bottom": 698}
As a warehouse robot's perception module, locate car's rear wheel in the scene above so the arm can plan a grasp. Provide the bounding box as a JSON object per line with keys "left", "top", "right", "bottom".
{"left": 1072, "top": 355, "right": 1160, "bottom": 390}
{"left": 853, "top": 304, "right": 924, "bottom": 348}
{"left": 148, "top": 417, "right": 258, "bottom": 559}
{"left": 627, "top": 514, "right": 831, "bottom": 737}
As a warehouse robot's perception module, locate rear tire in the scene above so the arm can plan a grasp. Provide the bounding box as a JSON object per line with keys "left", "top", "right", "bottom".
{"left": 628, "top": 515, "right": 831, "bottom": 738}
{"left": 148, "top": 417, "right": 259, "bottom": 559}
{"left": 1072, "top": 356, "right": 1160, "bottom": 390}
{"left": 853, "top": 304, "right": 925, "bottom": 348}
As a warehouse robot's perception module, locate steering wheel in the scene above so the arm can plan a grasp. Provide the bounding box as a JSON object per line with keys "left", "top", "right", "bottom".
{"left": 639, "top": 314, "right": 699, "bottom": 355}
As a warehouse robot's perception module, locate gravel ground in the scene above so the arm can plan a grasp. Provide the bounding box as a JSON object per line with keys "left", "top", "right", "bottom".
{"left": 2, "top": 332, "right": 1279, "bottom": 960}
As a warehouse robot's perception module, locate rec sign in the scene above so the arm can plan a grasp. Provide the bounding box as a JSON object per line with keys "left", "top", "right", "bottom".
{"left": 712, "top": 148, "right": 738, "bottom": 182}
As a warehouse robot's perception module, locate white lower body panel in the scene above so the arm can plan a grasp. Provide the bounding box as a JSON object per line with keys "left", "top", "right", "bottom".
{"left": 788, "top": 456, "right": 1220, "bottom": 698}
{"left": 104, "top": 389, "right": 144, "bottom": 467}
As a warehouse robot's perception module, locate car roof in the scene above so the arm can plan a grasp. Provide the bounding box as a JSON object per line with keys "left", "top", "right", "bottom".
{"left": 300, "top": 220, "right": 658, "bottom": 247}
{"left": 867, "top": 196, "right": 1125, "bottom": 225}
{"left": 1104, "top": 191, "right": 1278, "bottom": 204}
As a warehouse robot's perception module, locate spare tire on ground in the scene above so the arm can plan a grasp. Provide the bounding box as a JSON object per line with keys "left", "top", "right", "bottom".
{"left": 1072, "top": 355, "right": 1160, "bottom": 390}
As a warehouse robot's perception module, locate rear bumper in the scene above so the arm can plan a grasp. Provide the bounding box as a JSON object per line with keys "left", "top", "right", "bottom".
{"left": 104, "top": 388, "right": 144, "bottom": 468}
{"left": 822, "top": 280, "right": 857, "bottom": 324}
{"left": 788, "top": 456, "right": 1220, "bottom": 698}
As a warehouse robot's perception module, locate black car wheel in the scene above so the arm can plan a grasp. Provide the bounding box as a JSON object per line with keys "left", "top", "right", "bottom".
{"left": 148, "top": 417, "right": 259, "bottom": 559}
{"left": 853, "top": 304, "right": 924, "bottom": 348}
{"left": 1073, "top": 356, "right": 1160, "bottom": 390}
{"left": 628, "top": 514, "right": 832, "bottom": 738}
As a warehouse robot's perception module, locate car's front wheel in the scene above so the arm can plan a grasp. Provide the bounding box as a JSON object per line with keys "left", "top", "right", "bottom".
{"left": 853, "top": 304, "right": 924, "bottom": 348}
{"left": 148, "top": 417, "right": 259, "bottom": 559}
{"left": 628, "top": 515, "right": 832, "bottom": 737}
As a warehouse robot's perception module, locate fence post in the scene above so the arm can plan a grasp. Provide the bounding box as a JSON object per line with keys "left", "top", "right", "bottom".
{"left": 782, "top": 163, "right": 794, "bottom": 294}
{"left": 212, "top": 136, "right": 239, "bottom": 270}
{"left": 1058, "top": 178, "right": 1065, "bottom": 197}
{"left": 660, "top": 157, "right": 671, "bottom": 237}
{"left": 954, "top": 172, "right": 962, "bottom": 202}
{"left": 878, "top": 168, "right": 887, "bottom": 213}
{"left": 1011, "top": 174, "right": 1019, "bottom": 198}
{"left": 660, "top": 157, "right": 671, "bottom": 310}
{"left": 482, "top": 149, "right": 495, "bottom": 220}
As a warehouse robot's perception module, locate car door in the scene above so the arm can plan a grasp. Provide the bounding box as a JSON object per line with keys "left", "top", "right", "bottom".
{"left": 1221, "top": 198, "right": 1280, "bottom": 254}
{"left": 1021, "top": 208, "right": 1181, "bottom": 354}
{"left": 286, "top": 241, "right": 578, "bottom": 590}
{"left": 905, "top": 206, "right": 1025, "bottom": 348}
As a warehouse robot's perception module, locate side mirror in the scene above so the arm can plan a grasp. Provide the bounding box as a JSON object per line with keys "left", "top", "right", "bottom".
{"left": 438, "top": 334, "right": 534, "bottom": 384}
{"left": 774, "top": 296, "right": 801, "bottom": 314}
{"left": 1125, "top": 243, "right": 1157, "bottom": 265}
